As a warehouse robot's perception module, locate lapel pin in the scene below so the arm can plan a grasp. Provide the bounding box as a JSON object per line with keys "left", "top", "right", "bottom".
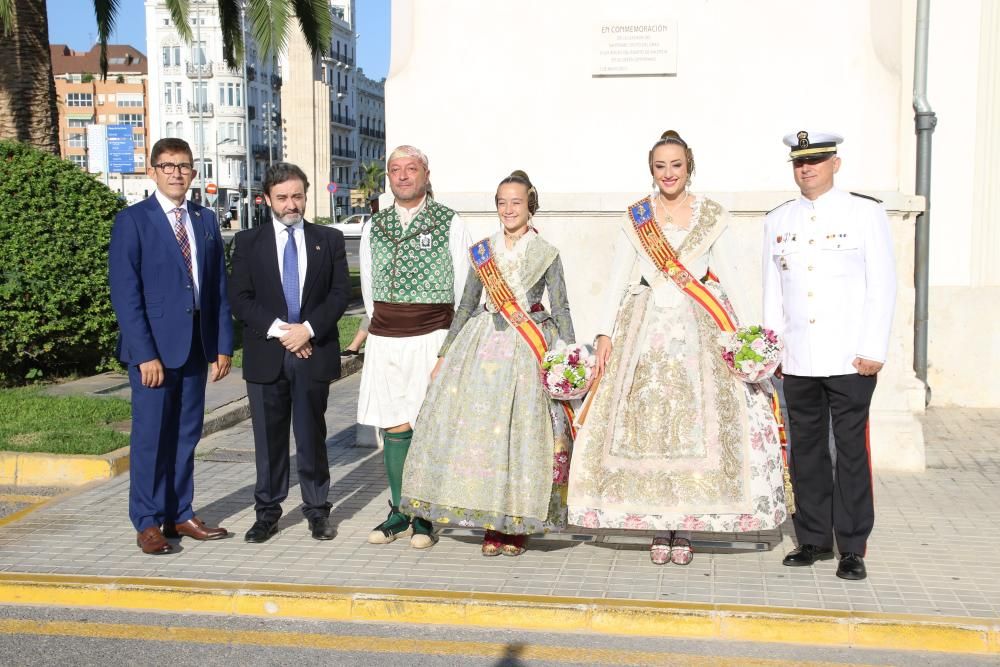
{"left": 315, "top": 245, "right": 320, "bottom": 250}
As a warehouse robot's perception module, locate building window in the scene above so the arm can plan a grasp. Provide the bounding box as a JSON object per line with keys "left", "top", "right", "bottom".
{"left": 119, "top": 93, "right": 143, "bottom": 108}
{"left": 176, "top": 121, "right": 184, "bottom": 139}
{"left": 134, "top": 153, "right": 146, "bottom": 169}
{"left": 118, "top": 114, "right": 144, "bottom": 127}
{"left": 172, "top": 46, "right": 181, "bottom": 66}
{"left": 193, "top": 81, "right": 208, "bottom": 106}
{"left": 133, "top": 132, "right": 145, "bottom": 147}
{"left": 165, "top": 121, "right": 175, "bottom": 137}
{"left": 68, "top": 118, "right": 89, "bottom": 127}
{"left": 164, "top": 83, "right": 172, "bottom": 105}
{"left": 68, "top": 154, "right": 87, "bottom": 169}
{"left": 192, "top": 41, "right": 207, "bottom": 65}
{"left": 162, "top": 47, "right": 170, "bottom": 66}
{"left": 66, "top": 93, "right": 93, "bottom": 107}
{"left": 68, "top": 133, "right": 86, "bottom": 148}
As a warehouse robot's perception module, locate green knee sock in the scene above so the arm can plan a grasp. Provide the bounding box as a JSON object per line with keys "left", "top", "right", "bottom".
{"left": 382, "top": 429, "right": 412, "bottom": 509}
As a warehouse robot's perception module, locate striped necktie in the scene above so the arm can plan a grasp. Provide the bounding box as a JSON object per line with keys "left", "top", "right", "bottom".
{"left": 173, "top": 207, "right": 193, "bottom": 278}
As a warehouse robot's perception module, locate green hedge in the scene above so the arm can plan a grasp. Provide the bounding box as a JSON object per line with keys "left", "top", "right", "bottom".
{"left": 0, "top": 140, "right": 124, "bottom": 386}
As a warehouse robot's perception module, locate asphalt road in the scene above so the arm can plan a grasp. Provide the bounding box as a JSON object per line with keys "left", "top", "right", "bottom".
{"left": 0, "top": 605, "right": 992, "bottom": 667}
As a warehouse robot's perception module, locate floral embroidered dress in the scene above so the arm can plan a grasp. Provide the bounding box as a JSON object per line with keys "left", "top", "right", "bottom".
{"left": 401, "top": 231, "right": 575, "bottom": 535}
{"left": 567, "top": 196, "right": 787, "bottom": 533}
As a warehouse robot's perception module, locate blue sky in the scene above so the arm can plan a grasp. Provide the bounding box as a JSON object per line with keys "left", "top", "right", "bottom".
{"left": 45, "top": 0, "right": 391, "bottom": 80}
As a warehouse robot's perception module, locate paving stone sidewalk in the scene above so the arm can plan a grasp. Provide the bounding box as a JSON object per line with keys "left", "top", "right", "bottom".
{"left": 1, "top": 373, "right": 998, "bottom": 620}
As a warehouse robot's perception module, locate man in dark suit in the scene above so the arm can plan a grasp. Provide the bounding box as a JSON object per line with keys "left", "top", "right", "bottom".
{"left": 228, "top": 162, "right": 351, "bottom": 542}
{"left": 109, "top": 137, "right": 234, "bottom": 555}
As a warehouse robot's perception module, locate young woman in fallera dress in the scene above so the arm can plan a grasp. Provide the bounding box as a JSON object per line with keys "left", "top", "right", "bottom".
{"left": 567, "top": 131, "right": 787, "bottom": 565}
{"left": 401, "top": 171, "right": 576, "bottom": 557}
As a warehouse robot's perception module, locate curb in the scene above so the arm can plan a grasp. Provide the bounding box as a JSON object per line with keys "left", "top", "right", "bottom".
{"left": 0, "top": 573, "right": 996, "bottom": 654}
{"left": 1, "top": 355, "right": 364, "bottom": 489}
{"left": 0, "top": 447, "right": 129, "bottom": 487}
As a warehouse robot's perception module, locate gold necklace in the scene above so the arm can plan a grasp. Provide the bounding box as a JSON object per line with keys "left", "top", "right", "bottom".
{"left": 657, "top": 192, "right": 690, "bottom": 225}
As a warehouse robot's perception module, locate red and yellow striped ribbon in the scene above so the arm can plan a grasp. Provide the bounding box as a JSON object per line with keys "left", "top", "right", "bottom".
{"left": 469, "top": 238, "right": 577, "bottom": 437}
{"left": 627, "top": 197, "right": 787, "bottom": 446}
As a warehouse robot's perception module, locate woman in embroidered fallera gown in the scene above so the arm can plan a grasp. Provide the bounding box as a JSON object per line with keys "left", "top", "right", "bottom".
{"left": 566, "top": 131, "right": 787, "bottom": 565}
{"left": 401, "top": 171, "right": 575, "bottom": 557}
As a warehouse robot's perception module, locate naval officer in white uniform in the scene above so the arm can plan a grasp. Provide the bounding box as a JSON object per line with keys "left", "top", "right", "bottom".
{"left": 762, "top": 130, "right": 896, "bottom": 581}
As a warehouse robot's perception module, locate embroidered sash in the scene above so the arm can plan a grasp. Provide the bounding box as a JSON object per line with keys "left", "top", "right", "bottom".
{"left": 627, "top": 197, "right": 789, "bottom": 451}
{"left": 469, "top": 237, "right": 577, "bottom": 437}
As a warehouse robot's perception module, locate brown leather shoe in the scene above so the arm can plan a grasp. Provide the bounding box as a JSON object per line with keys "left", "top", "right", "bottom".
{"left": 163, "top": 517, "right": 229, "bottom": 540}
{"left": 136, "top": 526, "right": 174, "bottom": 555}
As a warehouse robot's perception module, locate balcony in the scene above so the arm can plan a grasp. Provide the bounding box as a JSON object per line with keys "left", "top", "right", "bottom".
{"left": 252, "top": 143, "right": 271, "bottom": 157}
{"left": 187, "top": 101, "right": 214, "bottom": 117}
{"left": 246, "top": 65, "right": 256, "bottom": 82}
{"left": 359, "top": 127, "right": 385, "bottom": 139}
{"left": 331, "top": 114, "right": 356, "bottom": 128}
{"left": 336, "top": 84, "right": 349, "bottom": 98}
{"left": 332, "top": 147, "right": 356, "bottom": 159}
{"left": 271, "top": 74, "right": 282, "bottom": 89}
{"left": 186, "top": 62, "right": 213, "bottom": 79}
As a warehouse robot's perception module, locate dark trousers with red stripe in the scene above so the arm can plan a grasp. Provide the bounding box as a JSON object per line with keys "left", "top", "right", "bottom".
{"left": 783, "top": 373, "right": 876, "bottom": 555}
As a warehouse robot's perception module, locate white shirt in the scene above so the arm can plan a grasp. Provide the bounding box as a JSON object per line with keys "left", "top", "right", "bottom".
{"left": 266, "top": 217, "right": 314, "bottom": 339}
{"left": 359, "top": 198, "right": 472, "bottom": 320}
{"left": 154, "top": 190, "right": 200, "bottom": 305}
{"left": 762, "top": 188, "right": 896, "bottom": 376}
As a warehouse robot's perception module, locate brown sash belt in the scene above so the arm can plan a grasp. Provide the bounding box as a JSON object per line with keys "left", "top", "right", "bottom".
{"left": 369, "top": 302, "right": 454, "bottom": 337}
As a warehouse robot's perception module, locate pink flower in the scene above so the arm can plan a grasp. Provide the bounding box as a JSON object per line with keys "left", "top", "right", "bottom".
{"left": 580, "top": 511, "right": 600, "bottom": 528}
{"left": 738, "top": 514, "right": 761, "bottom": 531}
{"left": 568, "top": 351, "right": 580, "bottom": 365}
{"left": 623, "top": 514, "right": 650, "bottom": 530}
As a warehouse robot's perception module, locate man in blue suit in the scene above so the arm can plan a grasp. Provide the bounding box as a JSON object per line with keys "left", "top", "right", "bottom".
{"left": 109, "top": 138, "right": 234, "bottom": 555}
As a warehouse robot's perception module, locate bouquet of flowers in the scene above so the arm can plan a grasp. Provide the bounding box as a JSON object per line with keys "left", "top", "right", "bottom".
{"left": 719, "top": 326, "right": 783, "bottom": 383}
{"left": 541, "top": 344, "right": 596, "bottom": 400}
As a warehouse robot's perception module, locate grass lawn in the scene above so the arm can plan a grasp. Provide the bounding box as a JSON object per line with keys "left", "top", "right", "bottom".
{"left": 0, "top": 386, "right": 131, "bottom": 455}
{"left": 0, "top": 313, "right": 363, "bottom": 454}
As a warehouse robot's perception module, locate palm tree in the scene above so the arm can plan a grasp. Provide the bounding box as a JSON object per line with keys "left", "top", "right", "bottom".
{"left": 0, "top": 0, "right": 332, "bottom": 155}
{"left": 356, "top": 161, "right": 385, "bottom": 213}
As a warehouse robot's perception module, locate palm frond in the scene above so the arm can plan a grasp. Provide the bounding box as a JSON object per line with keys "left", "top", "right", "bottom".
{"left": 290, "top": 0, "right": 333, "bottom": 61}
{"left": 93, "top": 0, "right": 120, "bottom": 80}
{"left": 216, "top": 0, "right": 244, "bottom": 69}
{"left": 164, "top": 0, "right": 192, "bottom": 42}
{"left": 0, "top": 0, "right": 14, "bottom": 37}
{"left": 248, "top": 0, "right": 290, "bottom": 61}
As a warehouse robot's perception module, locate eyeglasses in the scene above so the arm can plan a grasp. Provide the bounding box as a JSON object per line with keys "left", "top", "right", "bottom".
{"left": 153, "top": 162, "right": 195, "bottom": 174}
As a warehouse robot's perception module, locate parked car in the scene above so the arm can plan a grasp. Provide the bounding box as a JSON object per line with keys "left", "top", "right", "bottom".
{"left": 326, "top": 214, "right": 370, "bottom": 238}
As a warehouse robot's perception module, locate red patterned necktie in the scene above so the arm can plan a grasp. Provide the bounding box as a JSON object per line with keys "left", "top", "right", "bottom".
{"left": 173, "top": 207, "right": 193, "bottom": 278}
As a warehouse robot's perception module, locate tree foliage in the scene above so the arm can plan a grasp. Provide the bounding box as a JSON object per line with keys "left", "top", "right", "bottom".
{"left": 0, "top": 140, "right": 124, "bottom": 385}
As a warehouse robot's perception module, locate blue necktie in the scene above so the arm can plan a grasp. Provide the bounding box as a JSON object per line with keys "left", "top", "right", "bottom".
{"left": 283, "top": 227, "right": 300, "bottom": 324}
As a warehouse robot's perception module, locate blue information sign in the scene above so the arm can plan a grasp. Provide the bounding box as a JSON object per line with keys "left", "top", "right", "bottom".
{"left": 107, "top": 124, "right": 135, "bottom": 173}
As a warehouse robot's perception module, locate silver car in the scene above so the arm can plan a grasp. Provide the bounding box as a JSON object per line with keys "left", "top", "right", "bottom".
{"left": 325, "top": 214, "right": 370, "bottom": 238}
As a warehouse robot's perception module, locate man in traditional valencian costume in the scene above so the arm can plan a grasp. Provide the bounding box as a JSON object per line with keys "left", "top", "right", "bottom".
{"left": 764, "top": 130, "right": 896, "bottom": 581}
{"left": 357, "top": 145, "right": 471, "bottom": 548}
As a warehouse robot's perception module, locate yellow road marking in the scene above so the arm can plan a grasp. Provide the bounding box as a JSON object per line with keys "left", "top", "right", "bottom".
{"left": 0, "top": 494, "right": 50, "bottom": 504}
{"left": 0, "top": 618, "right": 884, "bottom": 666}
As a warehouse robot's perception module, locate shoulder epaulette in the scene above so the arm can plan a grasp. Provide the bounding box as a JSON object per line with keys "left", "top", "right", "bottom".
{"left": 850, "top": 192, "right": 883, "bottom": 204}
{"left": 765, "top": 199, "right": 794, "bottom": 215}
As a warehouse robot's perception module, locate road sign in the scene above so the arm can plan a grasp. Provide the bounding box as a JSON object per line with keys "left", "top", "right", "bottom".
{"left": 106, "top": 124, "right": 135, "bottom": 173}
{"left": 254, "top": 195, "right": 263, "bottom": 204}
{"left": 206, "top": 182, "right": 218, "bottom": 195}
{"left": 327, "top": 182, "right": 338, "bottom": 193}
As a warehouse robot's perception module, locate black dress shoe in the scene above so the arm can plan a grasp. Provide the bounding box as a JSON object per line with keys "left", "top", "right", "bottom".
{"left": 309, "top": 516, "right": 336, "bottom": 541}
{"left": 244, "top": 519, "right": 279, "bottom": 543}
{"left": 782, "top": 544, "right": 835, "bottom": 566}
{"left": 836, "top": 552, "right": 867, "bottom": 580}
